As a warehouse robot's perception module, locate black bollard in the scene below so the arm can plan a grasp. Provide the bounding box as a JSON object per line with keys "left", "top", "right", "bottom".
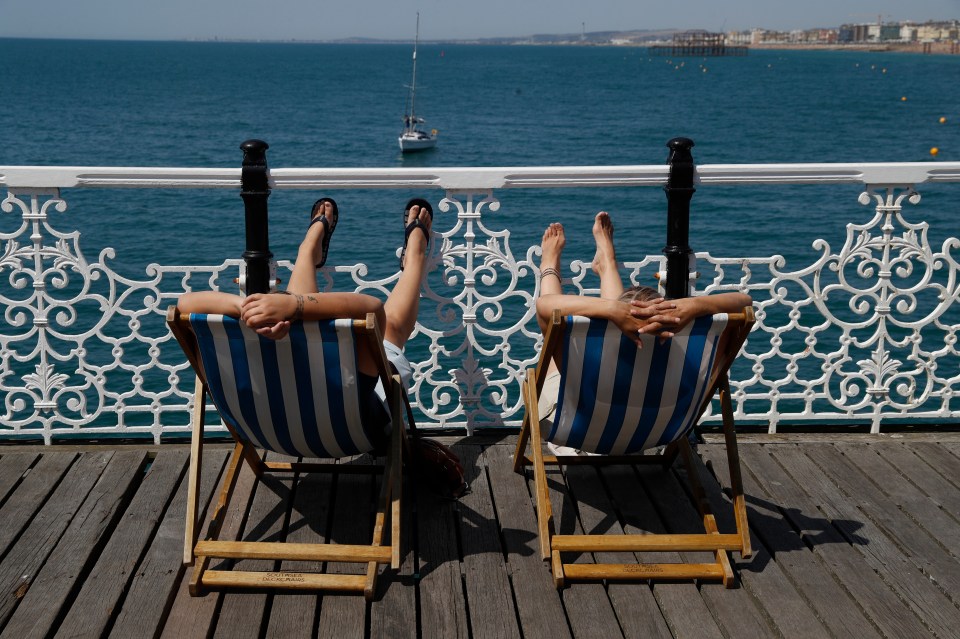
{"left": 662, "top": 137, "right": 696, "bottom": 300}
{"left": 240, "top": 139, "right": 273, "bottom": 295}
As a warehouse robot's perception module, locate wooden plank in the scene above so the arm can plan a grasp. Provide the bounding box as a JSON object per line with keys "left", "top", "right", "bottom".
{"left": 0, "top": 451, "right": 114, "bottom": 630}
{"left": 0, "top": 453, "right": 77, "bottom": 561}
{"left": 601, "top": 464, "right": 725, "bottom": 639}
{"left": 700, "top": 444, "right": 883, "bottom": 639}
{"left": 802, "top": 443, "right": 960, "bottom": 606}
{"left": 264, "top": 470, "right": 332, "bottom": 639}
{"left": 449, "top": 444, "right": 519, "bottom": 639}
{"left": 409, "top": 471, "right": 469, "bottom": 638}
{"left": 0, "top": 453, "right": 39, "bottom": 505}
{"left": 158, "top": 449, "right": 262, "bottom": 639}
{"left": 842, "top": 443, "right": 960, "bottom": 558}
{"left": 314, "top": 457, "right": 375, "bottom": 639}
{"left": 770, "top": 446, "right": 960, "bottom": 636}
{"left": 690, "top": 448, "right": 856, "bottom": 639}
{"left": 560, "top": 464, "right": 672, "bottom": 639}
{"left": 368, "top": 463, "right": 416, "bottom": 639}
{"left": 874, "top": 442, "right": 960, "bottom": 521}
{"left": 639, "top": 465, "right": 776, "bottom": 638}
{"left": 940, "top": 441, "right": 960, "bottom": 462}
{"left": 213, "top": 453, "right": 296, "bottom": 639}
{"left": 48, "top": 450, "right": 188, "bottom": 639}
{"left": 739, "top": 443, "right": 934, "bottom": 638}
{"left": 912, "top": 441, "right": 960, "bottom": 491}
{"left": 547, "top": 463, "right": 643, "bottom": 639}
{"left": 2, "top": 450, "right": 147, "bottom": 637}
{"left": 109, "top": 448, "right": 229, "bottom": 639}
{"left": 482, "top": 444, "right": 572, "bottom": 639}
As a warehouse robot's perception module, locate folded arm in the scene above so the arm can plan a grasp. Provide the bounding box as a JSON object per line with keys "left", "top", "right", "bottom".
{"left": 177, "top": 290, "right": 387, "bottom": 340}
{"left": 632, "top": 292, "right": 753, "bottom": 338}
{"left": 536, "top": 294, "right": 678, "bottom": 346}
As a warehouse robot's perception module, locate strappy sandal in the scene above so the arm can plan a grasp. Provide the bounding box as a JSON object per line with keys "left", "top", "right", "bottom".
{"left": 308, "top": 197, "right": 339, "bottom": 268}
{"left": 400, "top": 198, "right": 433, "bottom": 271}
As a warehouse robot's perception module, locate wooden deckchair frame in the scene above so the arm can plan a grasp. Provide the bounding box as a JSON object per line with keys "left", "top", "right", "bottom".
{"left": 513, "top": 307, "right": 754, "bottom": 588}
{"left": 167, "top": 306, "right": 406, "bottom": 600}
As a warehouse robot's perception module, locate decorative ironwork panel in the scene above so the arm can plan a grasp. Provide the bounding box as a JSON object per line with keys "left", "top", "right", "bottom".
{"left": 2, "top": 176, "right": 959, "bottom": 442}
{"left": 683, "top": 186, "right": 960, "bottom": 432}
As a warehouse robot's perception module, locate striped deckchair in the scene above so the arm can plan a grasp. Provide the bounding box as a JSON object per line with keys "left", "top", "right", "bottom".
{"left": 514, "top": 307, "right": 754, "bottom": 588}
{"left": 167, "top": 307, "right": 405, "bottom": 600}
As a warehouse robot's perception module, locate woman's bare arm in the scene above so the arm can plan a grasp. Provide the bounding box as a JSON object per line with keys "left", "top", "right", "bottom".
{"left": 240, "top": 292, "right": 386, "bottom": 330}
{"left": 176, "top": 291, "right": 244, "bottom": 316}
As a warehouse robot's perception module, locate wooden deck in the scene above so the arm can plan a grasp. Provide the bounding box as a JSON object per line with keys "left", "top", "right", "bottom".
{"left": 1, "top": 433, "right": 959, "bottom": 638}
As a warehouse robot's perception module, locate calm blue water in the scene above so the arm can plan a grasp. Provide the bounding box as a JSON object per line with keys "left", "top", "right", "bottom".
{"left": 2, "top": 38, "right": 959, "bottom": 276}
{"left": 2, "top": 38, "right": 959, "bottom": 433}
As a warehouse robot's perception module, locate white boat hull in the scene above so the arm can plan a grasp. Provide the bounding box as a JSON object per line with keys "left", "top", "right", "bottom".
{"left": 399, "top": 132, "right": 438, "bottom": 152}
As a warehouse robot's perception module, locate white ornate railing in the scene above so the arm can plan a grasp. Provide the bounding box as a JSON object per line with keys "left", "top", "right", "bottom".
{"left": 2, "top": 162, "right": 959, "bottom": 443}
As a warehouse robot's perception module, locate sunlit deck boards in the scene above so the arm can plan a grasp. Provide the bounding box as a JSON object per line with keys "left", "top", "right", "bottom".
{"left": 0, "top": 434, "right": 958, "bottom": 638}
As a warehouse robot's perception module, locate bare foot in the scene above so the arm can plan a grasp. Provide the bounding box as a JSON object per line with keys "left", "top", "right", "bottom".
{"left": 540, "top": 223, "right": 565, "bottom": 271}
{"left": 591, "top": 211, "right": 617, "bottom": 278}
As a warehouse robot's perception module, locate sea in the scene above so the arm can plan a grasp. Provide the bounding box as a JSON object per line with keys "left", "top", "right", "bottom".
{"left": 2, "top": 39, "right": 959, "bottom": 432}
{"left": 2, "top": 38, "right": 959, "bottom": 276}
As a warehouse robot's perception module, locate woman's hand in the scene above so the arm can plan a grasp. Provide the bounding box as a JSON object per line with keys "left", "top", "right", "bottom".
{"left": 255, "top": 320, "right": 291, "bottom": 341}
{"left": 240, "top": 293, "right": 296, "bottom": 329}
{"left": 607, "top": 298, "right": 677, "bottom": 347}
{"left": 630, "top": 298, "right": 682, "bottom": 341}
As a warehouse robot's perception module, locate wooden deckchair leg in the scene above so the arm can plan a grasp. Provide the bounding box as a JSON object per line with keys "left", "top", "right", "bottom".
{"left": 719, "top": 374, "right": 751, "bottom": 559}
{"left": 184, "top": 375, "right": 205, "bottom": 565}
{"left": 390, "top": 382, "right": 404, "bottom": 569}
{"left": 679, "top": 437, "right": 735, "bottom": 586}
{"left": 207, "top": 442, "right": 246, "bottom": 538}
{"left": 525, "top": 370, "right": 553, "bottom": 562}
{"left": 513, "top": 412, "right": 532, "bottom": 472}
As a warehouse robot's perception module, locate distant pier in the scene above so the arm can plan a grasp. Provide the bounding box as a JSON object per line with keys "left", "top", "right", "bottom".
{"left": 649, "top": 30, "right": 748, "bottom": 57}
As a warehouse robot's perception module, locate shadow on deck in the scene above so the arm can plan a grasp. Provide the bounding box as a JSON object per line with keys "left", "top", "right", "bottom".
{"left": 1, "top": 433, "right": 959, "bottom": 638}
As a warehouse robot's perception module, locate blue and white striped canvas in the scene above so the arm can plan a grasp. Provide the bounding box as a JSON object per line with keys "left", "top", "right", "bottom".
{"left": 189, "top": 314, "right": 382, "bottom": 459}
{"left": 547, "top": 313, "right": 729, "bottom": 455}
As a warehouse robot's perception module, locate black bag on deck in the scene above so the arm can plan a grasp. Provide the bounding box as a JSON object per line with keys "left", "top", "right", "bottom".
{"left": 403, "top": 397, "right": 468, "bottom": 499}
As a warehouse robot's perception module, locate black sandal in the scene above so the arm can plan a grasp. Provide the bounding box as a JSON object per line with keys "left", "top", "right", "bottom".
{"left": 400, "top": 198, "right": 433, "bottom": 270}
{"left": 309, "top": 197, "right": 339, "bottom": 268}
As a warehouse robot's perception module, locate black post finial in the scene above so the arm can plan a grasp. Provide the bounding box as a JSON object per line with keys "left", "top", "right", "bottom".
{"left": 662, "top": 137, "right": 696, "bottom": 299}
{"left": 240, "top": 139, "right": 272, "bottom": 295}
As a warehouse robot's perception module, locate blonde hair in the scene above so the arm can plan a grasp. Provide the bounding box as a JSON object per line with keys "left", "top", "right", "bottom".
{"left": 618, "top": 285, "right": 660, "bottom": 303}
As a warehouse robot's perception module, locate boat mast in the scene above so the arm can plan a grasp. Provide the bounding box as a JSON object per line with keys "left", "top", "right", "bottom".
{"left": 409, "top": 12, "right": 420, "bottom": 122}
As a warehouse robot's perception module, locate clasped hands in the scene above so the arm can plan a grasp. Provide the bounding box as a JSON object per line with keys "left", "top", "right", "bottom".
{"left": 239, "top": 293, "right": 296, "bottom": 340}
{"left": 618, "top": 297, "right": 688, "bottom": 347}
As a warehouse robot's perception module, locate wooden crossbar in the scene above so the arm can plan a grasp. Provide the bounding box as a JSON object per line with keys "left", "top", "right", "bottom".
{"left": 563, "top": 563, "right": 727, "bottom": 581}
{"left": 201, "top": 570, "right": 368, "bottom": 592}
{"left": 552, "top": 533, "right": 744, "bottom": 553}
{"left": 194, "top": 540, "right": 393, "bottom": 563}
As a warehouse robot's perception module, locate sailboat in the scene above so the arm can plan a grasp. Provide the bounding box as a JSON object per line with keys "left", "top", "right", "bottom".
{"left": 398, "top": 13, "right": 438, "bottom": 152}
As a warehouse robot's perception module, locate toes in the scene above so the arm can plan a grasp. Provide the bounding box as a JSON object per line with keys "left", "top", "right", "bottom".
{"left": 417, "top": 206, "right": 432, "bottom": 232}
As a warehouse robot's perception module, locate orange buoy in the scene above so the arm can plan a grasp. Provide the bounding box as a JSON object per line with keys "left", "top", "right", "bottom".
{"left": 939, "top": 117, "right": 947, "bottom": 124}
{"left": 930, "top": 147, "right": 939, "bottom": 156}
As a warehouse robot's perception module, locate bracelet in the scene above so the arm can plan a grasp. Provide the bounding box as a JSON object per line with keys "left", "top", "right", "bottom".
{"left": 540, "top": 267, "right": 561, "bottom": 282}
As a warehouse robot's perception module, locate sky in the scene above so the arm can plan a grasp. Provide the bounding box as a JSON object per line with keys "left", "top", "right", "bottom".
{"left": 1, "top": 0, "right": 959, "bottom": 41}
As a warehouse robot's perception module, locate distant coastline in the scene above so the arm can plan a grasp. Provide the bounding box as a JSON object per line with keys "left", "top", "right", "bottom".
{"left": 2, "top": 34, "right": 958, "bottom": 55}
